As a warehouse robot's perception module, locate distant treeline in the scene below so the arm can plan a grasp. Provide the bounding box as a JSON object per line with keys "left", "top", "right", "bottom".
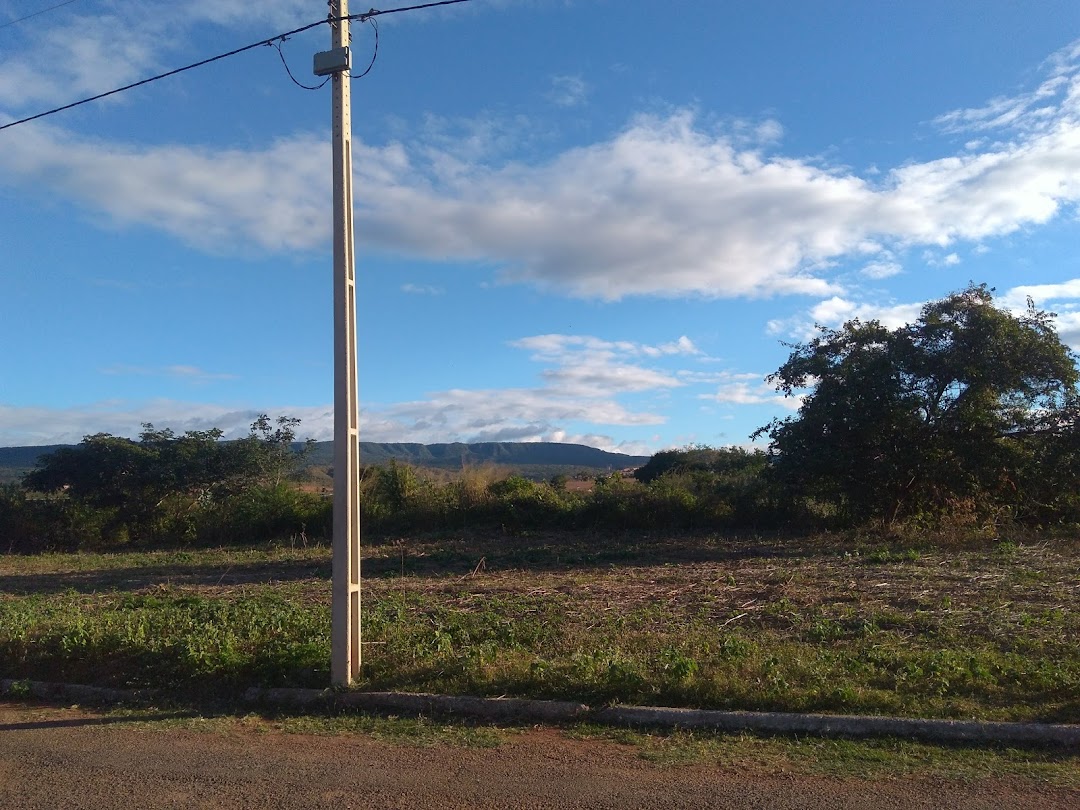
{"left": 0, "top": 439, "right": 775, "bottom": 553}
{"left": 4, "top": 285, "right": 1080, "bottom": 552}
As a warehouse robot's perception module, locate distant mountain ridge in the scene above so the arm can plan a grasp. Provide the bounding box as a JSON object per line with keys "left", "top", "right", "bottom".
{"left": 0, "top": 441, "right": 649, "bottom": 482}
{"left": 336, "top": 441, "right": 647, "bottom": 470}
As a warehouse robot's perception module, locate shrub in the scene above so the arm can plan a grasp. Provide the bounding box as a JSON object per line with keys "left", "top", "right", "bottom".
{"left": 199, "top": 484, "right": 332, "bottom": 546}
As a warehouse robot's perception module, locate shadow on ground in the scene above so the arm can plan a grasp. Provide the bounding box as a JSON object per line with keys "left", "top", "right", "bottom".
{"left": 0, "top": 532, "right": 843, "bottom": 594}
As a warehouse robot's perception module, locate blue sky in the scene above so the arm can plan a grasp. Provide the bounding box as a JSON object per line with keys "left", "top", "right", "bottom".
{"left": 3, "top": 0, "right": 1080, "bottom": 453}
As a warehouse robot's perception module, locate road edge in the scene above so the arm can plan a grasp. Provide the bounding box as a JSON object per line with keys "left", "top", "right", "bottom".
{"left": 3, "top": 678, "right": 1076, "bottom": 748}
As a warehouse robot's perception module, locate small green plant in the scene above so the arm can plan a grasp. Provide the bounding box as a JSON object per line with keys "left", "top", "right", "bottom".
{"left": 995, "top": 538, "right": 1019, "bottom": 556}
{"left": 5, "top": 679, "right": 32, "bottom": 698}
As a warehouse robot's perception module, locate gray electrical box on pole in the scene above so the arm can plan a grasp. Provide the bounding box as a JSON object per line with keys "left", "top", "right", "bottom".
{"left": 314, "top": 46, "right": 351, "bottom": 76}
{"left": 325, "top": 0, "right": 362, "bottom": 687}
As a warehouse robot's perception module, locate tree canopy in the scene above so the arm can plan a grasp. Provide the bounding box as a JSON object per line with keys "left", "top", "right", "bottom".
{"left": 23, "top": 415, "right": 311, "bottom": 540}
{"left": 634, "top": 445, "right": 765, "bottom": 484}
{"left": 754, "top": 285, "right": 1079, "bottom": 523}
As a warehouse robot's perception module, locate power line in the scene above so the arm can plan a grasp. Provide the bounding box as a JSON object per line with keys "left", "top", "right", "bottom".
{"left": 274, "top": 38, "right": 331, "bottom": 90}
{"left": 350, "top": 0, "right": 473, "bottom": 20}
{"left": 0, "top": 0, "right": 79, "bottom": 31}
{"left": 0, "top": 18, "right": 329, "bottom": 133}
{"left": 350, "top": 18, "right": 378, "bottom": 79}
{"left": 0, "top": 0, "right": 473, "bottom": 134}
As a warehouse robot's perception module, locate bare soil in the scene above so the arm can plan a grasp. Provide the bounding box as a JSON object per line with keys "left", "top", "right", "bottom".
{"left": 0, "top": 702, "right": 1075, "bottom": 810}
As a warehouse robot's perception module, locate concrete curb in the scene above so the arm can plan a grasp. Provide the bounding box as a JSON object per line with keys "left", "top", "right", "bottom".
{"left": 243, "top": 687, "right": 589, "bottom": 725}
{"left": 5, "top": 679, "right": 1077, "bottom": 748}
{"left": 588, "top": 705, "right": 1080, "bottom": 748}
{"left": 1, "top": 678, "right": 160, "bottom": 706}
{"left": 243, "top": 687, "right": 1080, "bottom": 749}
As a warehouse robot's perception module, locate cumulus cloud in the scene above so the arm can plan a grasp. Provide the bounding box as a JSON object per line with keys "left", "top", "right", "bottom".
{"left": 366, "top": 45, "right": 1080, "bottom": 299}
{"left": 767, "top": 297, "right": 925, "bottom": 340}
{"left": 0, "top": 124, "right": 337, "bottom": 252}
{"left": 510, "top": 334, "right": 705, "bottom": 395}
{"left": 6, "top": 29, "right": 1080, "bottom": 300}
{"left": 364, "top": 110, "right": 865, "bottom": 299}
{"left": 1048, "top": 312, "right": 1080, "bottom": 350}
{"left": 517, "top": 335, "right": 682, "bottom": 393}
{"left": 999, "top": 278, "right": 1080, "bottom": 349}
{"left": 769, "top": 274, "right": 1080, "bottom": 352}
{"left": 861, "top": 260, "right": 903, "bottom": 279}
{"left": 696, "top": 371, "right": 801, "bottom": 412}
{"left": 999, "top": 278, "right": 1080, "bottom": 310}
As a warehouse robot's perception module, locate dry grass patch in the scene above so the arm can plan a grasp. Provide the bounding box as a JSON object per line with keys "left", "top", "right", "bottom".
{"left": 0, "top": 532, "right": 1076, "bottom": 722}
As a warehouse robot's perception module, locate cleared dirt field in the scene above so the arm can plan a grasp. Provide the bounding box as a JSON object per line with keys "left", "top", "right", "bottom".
{"left": 0, "top": 532, "right": 1076, "bottom": 722}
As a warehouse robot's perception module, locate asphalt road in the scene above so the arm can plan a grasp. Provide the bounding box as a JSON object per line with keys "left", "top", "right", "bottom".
{"left": 0, "top": 703, "right": 1076, "bottom": 809}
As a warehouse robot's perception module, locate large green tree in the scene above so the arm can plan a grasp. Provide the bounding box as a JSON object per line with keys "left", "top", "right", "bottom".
{"left": 754, "top": 285, "right": 1079, "bottom": 523}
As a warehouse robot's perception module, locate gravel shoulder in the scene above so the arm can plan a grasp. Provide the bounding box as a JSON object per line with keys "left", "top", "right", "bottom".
{"left": 0, "top": 702, "right": 1076, "bottom": 810}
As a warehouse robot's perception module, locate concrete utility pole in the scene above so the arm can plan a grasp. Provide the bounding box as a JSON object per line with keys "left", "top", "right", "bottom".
{"left": 320, "top": 0, "right": 361, "bottom": 686}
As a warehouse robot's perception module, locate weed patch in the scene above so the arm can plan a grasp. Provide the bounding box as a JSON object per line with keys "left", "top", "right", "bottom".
{"left": 1, "top": 535, "right": 1077, "bottom": 723}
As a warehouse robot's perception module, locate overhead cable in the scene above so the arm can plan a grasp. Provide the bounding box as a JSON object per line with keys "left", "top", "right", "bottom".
{"left": 274, "top": 37, "right": 331, "bottom": 90}
{"left": 350, "top": 18, "right": 378, "bottom": 79}
{"left": 0, "top": 0, "right": 473, "bottom": 134}
{"left": 0, "top": 18, "right": 328, "bottom": 132}
{"left": 0, "top": 0, "right": 79, "bottom": 31}
{"left": 349, "top": 0, "right": 472, "bottom": 20}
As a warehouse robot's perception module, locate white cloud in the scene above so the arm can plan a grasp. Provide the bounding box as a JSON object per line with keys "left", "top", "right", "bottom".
{"left": 547, "top": 74, "right": 588, "bottom": 107}
{"left": 0, "top": 401, "right": 329, "bottom": 447}
{"left": 933, "top": 40, "right": 1080, "bottom": 135}
{"left": 401, "top": 283, "right": 445, "bottom": 295}
{"left": 1000, "top": 278, "right": 1080, "bottom": 309}
{"left": 921, "top": 250, "right": 964, "bottom": 267}
{"left": 769, "top": 276, "right": 1080, "bottom": 353}
{"left": 541, "top": 364, "right": 681, "bottom": 395}
{"left": 0, "top": 0, "right": 317, "bottom": 111}
{"left": 768, "top": 297, "right": 925, "bottom": 340}
{"left": 509, "top": 333, "right": 698, "bottom": 396}
{"left": 377, "top": 386, "right": 665, "bottom": 434}
{"left": 418, "top": 112, "right": 539, "bottom": 166}
{"left": 699, "top": 376, "right": 801, "bottom": 412}
{"left": 811, "top": 297, "right": 923, "bottom": 329}
{"left": 0, "top": 124, "right": 332, "bottom": 252}
{"left": 2, "top": 332, "right": 728, "bottom": 447}
{"left": 999, "top": 278, "right": 1080, "bottom": 349}
{"left": 659, "top": 335, "right": 701, "bottom": 355}
{"left": 100, "top": 364, "right": 238, "bottom": 382}
{"left": 0, "top": 11, "right": 160, "bottom": 109}
{"left": 677, "top": 370, "right": 758, "bottom": 384}
{"left": 512, "top": 334, "right": 700, "bottom": 361}
{"left": 165, "top": 365, "right": 238, "bottom": 382}
{"left": 861, "top": 260, "right": 903, "bottom": 279}
{"left": 1051, "top": 311, "right": 1080, "bottom": 349}
{"left": 6, "top": 36, "right": 1080, "bottom": 301}
{"left": 755, "top": 119, "right": 784, "bottom": 143}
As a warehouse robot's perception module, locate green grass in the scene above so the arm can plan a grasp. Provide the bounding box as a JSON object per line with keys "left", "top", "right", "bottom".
{"left": 1, "top": 533, "right": 1077, "bottom": 722}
